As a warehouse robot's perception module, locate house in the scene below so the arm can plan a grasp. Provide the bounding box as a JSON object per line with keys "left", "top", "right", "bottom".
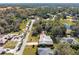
{"left": 70, "top": 25, "right": 79, "bottom": 37}
{"left": 37, "top": 31, "right": 54, "bottom": 55}
{"left": 37, "top": 48, "right": 54, "bottom": 55}
{"left": 39, "top": 31, "right": 53, "bottom": 45}
{"left": 42, "top": 14, "right": 50, "bottom": 19}
{"left": 61, "top": 35, "right": 78, "bottom": 44}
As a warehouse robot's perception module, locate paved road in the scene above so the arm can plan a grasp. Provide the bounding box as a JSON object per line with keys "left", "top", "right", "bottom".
{"left": 26, "top": 42, "right": 38, "bottom": 45}
{"left": 15, "top": 20, "right": 35, "bottom": 55}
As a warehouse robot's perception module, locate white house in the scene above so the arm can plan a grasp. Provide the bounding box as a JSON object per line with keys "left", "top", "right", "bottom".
{"left": 39, "top": 31, "right": 53, "bottom": 45}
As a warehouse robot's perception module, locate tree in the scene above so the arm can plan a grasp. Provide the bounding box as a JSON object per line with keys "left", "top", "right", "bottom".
{"left": 54, "top": 43, "right": 75, "bottom": 55}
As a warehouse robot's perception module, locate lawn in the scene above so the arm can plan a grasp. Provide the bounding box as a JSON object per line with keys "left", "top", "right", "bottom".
{"left": 60, "top": 19, "right": 76, "bottom": 26}
{"left": 27, "top": 32, "right": 39, "bottom": 42}
{"left": 23, "top": 45, "right": 37, "bottom": 55}
{"left": 3, "top": 41, "right": 17, "bottom": 49}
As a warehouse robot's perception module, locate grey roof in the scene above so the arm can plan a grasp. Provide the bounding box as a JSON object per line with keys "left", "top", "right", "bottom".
{"left": 61, "top": 37, "right": 78, "bottom": 44}
{"left": 38, "top": 48, "right": 54, "bottom": 55}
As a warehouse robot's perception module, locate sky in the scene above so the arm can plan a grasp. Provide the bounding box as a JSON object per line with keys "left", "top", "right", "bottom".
{"left": 0, "top": 0, "right": 79, "bottom": 3}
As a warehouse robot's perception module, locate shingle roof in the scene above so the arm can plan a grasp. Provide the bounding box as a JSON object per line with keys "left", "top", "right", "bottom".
{"left": 39, "top": 36, "right": 53, "bottom": 45}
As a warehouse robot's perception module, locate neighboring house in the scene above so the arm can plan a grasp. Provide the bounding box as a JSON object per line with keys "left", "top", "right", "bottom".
{"left": 72, "top": 16, "right": 78, "bottom": 22}
{"left": 70, "top": 26, "right": 79, "bottom": 37}
{"left": 61, "top": 35, "right": 78, "bottom": 44}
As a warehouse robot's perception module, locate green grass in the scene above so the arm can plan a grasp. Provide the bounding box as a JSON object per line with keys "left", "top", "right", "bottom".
{"left": 60, "top": 19, "right": 76, "bottom": 25}
{"left": 23, "top": 45, "right": 37, "bottom": 55}
{"left": 27, "top": 33, "right": 39, "bottom": 42}
{"left": 3, "top": 41, "right": 17, "bottom": 49}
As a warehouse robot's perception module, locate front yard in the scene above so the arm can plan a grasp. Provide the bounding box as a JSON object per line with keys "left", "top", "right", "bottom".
{"left": 23, "top": 45, "right": 37, "bottom": 55}
{"left": 3, "top": 41, "right": 17, "bottom": 49}
{"left": 27, "top": 32, "right": 39, "bottom": 42}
